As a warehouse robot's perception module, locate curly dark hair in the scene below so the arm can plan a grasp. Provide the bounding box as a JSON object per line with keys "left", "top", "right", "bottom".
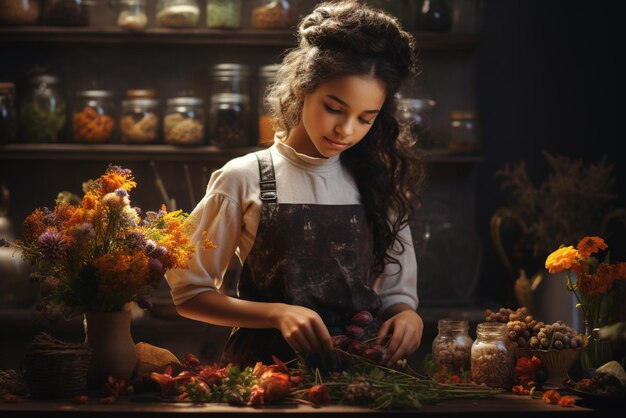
{"left": 267, "top": 0, "right": 426, "bottom": 278}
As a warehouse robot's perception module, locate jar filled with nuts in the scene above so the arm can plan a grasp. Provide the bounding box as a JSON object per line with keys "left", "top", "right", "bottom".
{"left": 209, "top": 93, "right": 249, "bottom": 148}
{"left": 0, "top": 0, "right": 41, "bottom": 25}
{"left": 73, "top": 90, "right": 116, "bottom": 143}
{"left": 206, "top": 0, "right": 241, "bottom": 29}
{"left": 432, "top": 319, "right": 473, "bottom": 375}
{"left": 115, "top": 0, "right": 148, "bottom": 31}
{"left": 251, "top": 0, "right": 297, "bottom": 30}
{"left": 164, "top": 97, "right": 205, "bottom": 145}
{"left": 120, "top": 98, "right": 159, "bottom": 144}
{"left": 471, "top": 322, "right": 515, "bottom": 389}
{"left": 156, "top": 0, "right": 199, "bottom": 28}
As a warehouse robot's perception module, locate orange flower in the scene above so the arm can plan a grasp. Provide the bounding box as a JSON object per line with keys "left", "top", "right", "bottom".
{"left": 307, "top": 384, "right": 330, "bottom": 405}
{"left": 259, "top": 371, "right": 291, "bottom": 402}
{"left": 542, "top": 389, "right": 561, "bottom": 404}
{"left": 545, "top": 246, "right": 578, "bottom": 274}
{"left": 557, "top": 395, "right": 576, "bottom": 407}
{"left": 576, "top": 236, "right": 607, "bottom": 259}
{"left": 613, "top": 262, "right": 626, "bottom": 281}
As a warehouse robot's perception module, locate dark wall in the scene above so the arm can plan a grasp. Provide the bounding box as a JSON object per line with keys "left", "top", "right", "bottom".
{"left": 476, "top": 0, "right": 624, "bottom": 304}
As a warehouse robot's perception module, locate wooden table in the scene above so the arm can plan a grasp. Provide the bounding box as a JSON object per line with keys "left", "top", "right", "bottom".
{"left": 0, "top": 393, "right": 621, "bottom": 417}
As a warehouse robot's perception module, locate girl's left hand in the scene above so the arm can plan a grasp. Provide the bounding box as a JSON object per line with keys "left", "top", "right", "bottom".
{"left": 376, "top": 309, "right": 423, "bottom": 367}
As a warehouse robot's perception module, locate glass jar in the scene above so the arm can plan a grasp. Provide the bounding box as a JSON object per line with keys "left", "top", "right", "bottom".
{"left": 73, "top": 90, "right": 116, "bottom": 143}
{"left": 156, "top": 0, "right": 199, "bottom": 28}
{"left": 0, "top": 83, "right": 17, "bottom": 143}
{"left": 258, "top": 64, "right": 278, "bottom": 146}
{"left": 251, "top": 0, "right": 297, "bottom": 30}
{"left": 0, "top": 0, "right": 41, "bottom": 25}
{"left": 209, "top": 93, "right": 249, "bottom": 148}
{"left": 116, "top": 0, "right": 147, "bottom": 31}
{"left": 210, "top": 63, "right": 250, "bottom": 96}
{"left": 449, "top": 109, "right": 479, "bottom": 152}
{"left": 432, "top": 319, "right": 473, "bottom": 376}
{"left": 19, "top": 74, "right": 66, "bottom": 143}
{"left": 206, "top": 0, "right": 241, "bottom": 29}
{"left": 126, "top": 88, "right": 156, "bottom": 99}
{"left": 399, "top": 98, "right": 437, "bottom": 149}
{"left": 164, "top": 97, "right": 205, "bottom": 145}
{"left": 43, "top": 0, "right": 92, "bottom": 26}
{"left": 471, "top": 322, "right": 515, "bottom": 389}
{"left": 120, "top": 98, "right": 159, "bottom": 144}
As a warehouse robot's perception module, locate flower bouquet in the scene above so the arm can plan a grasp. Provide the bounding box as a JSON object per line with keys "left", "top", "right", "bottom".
{"left": 6, "top": 165, "right": 202, "bottom": 319}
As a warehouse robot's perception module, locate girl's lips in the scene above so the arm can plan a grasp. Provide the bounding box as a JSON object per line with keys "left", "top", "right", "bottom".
{"left": 323, "top": 136, "right": 349, "bottom": 150}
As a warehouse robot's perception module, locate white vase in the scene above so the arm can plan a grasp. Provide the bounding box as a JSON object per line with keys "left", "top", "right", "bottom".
{"left": 534, "top": 269, "right": 583, "bottom": 330}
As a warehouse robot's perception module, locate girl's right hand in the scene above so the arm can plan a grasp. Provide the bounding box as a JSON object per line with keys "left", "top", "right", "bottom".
{"left": 271, "top": 303, "right": 333, "bottom": 354}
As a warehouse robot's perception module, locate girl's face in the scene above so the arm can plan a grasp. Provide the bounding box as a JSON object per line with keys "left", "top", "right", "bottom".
{"left": 287, "top": 75, "right": 386, "bottom": 158}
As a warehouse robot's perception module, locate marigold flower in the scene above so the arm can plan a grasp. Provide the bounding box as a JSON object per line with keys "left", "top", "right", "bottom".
{"left": 542, "top": 389, "right": 561, "bottom": 404}
{"left": 576, "top": 236, "right": 607, "bottom": 259}
{"left": 545, "top": 246, "right": 578, "bottom": 274}
{"left": 557, "top": 395, "right": 576, "bottom": 407}
{"left": 259, "top": 371, "right": 291, "bottom": 402}
{"left": 307, "top": 384, "right": 330, "bottom": 405}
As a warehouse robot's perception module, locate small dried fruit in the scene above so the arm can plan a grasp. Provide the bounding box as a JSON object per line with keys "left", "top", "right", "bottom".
{"left": 346, "top": 325, "right": 365, "bottom": 339}
{"left": 350, "top": 311, "right": 374, "bottom": 327}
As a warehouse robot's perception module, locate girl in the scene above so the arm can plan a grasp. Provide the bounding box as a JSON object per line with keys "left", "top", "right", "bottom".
{"left": 166, "top": 0, "right": 426, "bottom": 368}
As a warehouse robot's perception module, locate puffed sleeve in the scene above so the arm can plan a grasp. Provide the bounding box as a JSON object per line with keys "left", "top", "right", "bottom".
{"left": 165, "top": 191, "right": 243, "bottom": 306}
{"left": 372, "top": 223, "right": 419, "bottom": 313}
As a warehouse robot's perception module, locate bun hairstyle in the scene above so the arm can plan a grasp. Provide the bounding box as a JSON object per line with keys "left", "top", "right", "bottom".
{"left": 267, "top": 0, "right": 425, "bottom": 279}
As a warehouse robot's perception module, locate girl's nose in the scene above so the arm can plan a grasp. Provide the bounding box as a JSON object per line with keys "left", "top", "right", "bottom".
{"left": 335, "top": 118, "right": 353, "bottom": 138}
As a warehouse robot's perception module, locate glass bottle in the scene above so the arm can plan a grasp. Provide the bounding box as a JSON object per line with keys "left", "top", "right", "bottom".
{"left": 73, "top": 90, "right": 116, "bottom": 143}
{"left": 206, "top": 0, "right": 242, "bottom": 29}
{"left": 399, "top": 98, "right": 437, "bottom": 149}
{"left": 417, "top": 0, "right": 451, "bottom": 32}
{"left": 258, "top": 64, "right": 279, "bottom": 146}
{"left": 210, "top": 63, "right": 250, "bottom": 96}
{"left": 471, "top": 322, "right": 515, "bottom": 388}
{"left": 209, "top": 93, "right": 249, "bottom": 148}
{"left": 43, "top": 0, "right": 92, "bottom": 26}
{"left": 156, "top": 0, "right": 200, "bottom": 28}
{"left": 19, "top": 74, "right": 66, "bottom": 143}
{"left": 251, "top": 0, "right": 298, "bottom": 30}
{"left": 0, "top": 83, "right": 17, "bottom": 143}
{"left": 164, "top": 97, "right": 205, "bottom": 145}
{"left": 432, "top": 319, "right": 473, "bottom": 376}
{"left": 120, "top": 98, "right": 159, "bottom": 144}
{"left": 449, "top": 109, "right": 479, "bottom": 152}
{"left": 126, "top": 89, "right": 156, "bottom": 99}
{"left": 0, "top": 0, "right": 41, "bottom": 25}
{"left": 115, "top": 0, "right": 148, "bottom": 31}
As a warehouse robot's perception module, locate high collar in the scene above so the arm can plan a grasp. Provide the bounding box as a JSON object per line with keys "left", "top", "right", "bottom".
{"left": 274, "top": 137, "right": 342, "bottom": 172}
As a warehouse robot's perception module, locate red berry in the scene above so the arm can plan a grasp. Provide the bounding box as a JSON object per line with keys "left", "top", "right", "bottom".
{"left": 346, "top": 325, "right": 365, "bottom": 339}
{"left": 350, "top": 311, "right": 374, "bottom": 327}
{"left": 347, "top": 340, "right": 367, "bottom": 354}
{"left": 331, "top": 334, "right": 349, "bottom": 349}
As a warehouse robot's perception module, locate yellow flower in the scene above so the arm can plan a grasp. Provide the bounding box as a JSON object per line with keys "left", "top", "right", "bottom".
{"left": 545, "top": 245, "right": 578, "bottom": 274}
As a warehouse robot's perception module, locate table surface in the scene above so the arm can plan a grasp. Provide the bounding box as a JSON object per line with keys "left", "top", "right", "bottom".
{"left": 1, "top": 393, "right": 622, "bottom": 417}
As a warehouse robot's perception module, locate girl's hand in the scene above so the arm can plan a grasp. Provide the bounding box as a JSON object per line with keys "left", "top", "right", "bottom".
{"left": 376, "top": 309, "right": 423, "bottom": 367}
{"left": 272, "top": 303, "right": 333, "bottom": 354}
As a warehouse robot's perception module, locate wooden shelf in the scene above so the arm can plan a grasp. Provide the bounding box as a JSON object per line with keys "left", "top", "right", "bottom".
{"left": 0, "top": 143, "right": 483, "bottom": 163}
{"left": 0, "top": 27, "right": 479, "bottom": 49}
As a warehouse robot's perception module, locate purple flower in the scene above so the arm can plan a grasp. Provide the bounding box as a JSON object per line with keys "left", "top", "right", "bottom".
{"left": 144, "top": 239, "right": 157, "bottom": 254}
{"left": 37, "top": 230, "right": 68, "bottom": 262}
{"left": 70, "top": 222, "right": 95, "bottom": 243}
{"left": 137, "top": 299, "right": 154, "bottom": 310}
{"left": 148, "top": 257, "right": 164, "bottom": 279}
{"left": 126, "top": 231, "right": 146, "bottom": 250}
{"left": 133, "top": 206, "right": 142, "bottom": 217}
{"left": 114, "top": 188, "right": 128, "bottom": 198}
{"left": 152, "top": 246, "right": 168, "bottom": 259}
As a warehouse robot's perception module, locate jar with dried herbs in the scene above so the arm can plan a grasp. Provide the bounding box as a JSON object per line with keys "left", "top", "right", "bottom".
{"left": 156, "top": 0, "right": 199, "bottom": 28}
{"left": 471, "top": 322, "right": 515, "bottom": 389}
{"left": 19, "top": 74, "right": 66, "bottom": 143}
{"left": 120, "top": 98, "right": 159, "bottom": 144}
{"left": 206, "top": 0, "right": 241, "bottom": 29}
{"left": 209, "top": 93, "right": 249, "bottom": 148}
{"left": 251, "top": 0, "right": 297, "bottom": 30}
{"left": 73, "top": 90, "right": 116, "bottom": 143}
{"left": 0, "top": 0, "right": 41, "bottom": 25}
{"left": 115, "top": 0, "right": 148, "bottom": 31}
{"left": 432, "top": 319, "right": 473, "bottom": 375}
{"left": 43, "top": 0, "right": 92, "bottom": 26}
{"left": 164, "top": 97, "right": 205, "bottom": 145}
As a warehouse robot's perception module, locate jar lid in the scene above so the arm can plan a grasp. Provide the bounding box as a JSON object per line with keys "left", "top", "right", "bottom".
{"left": 0, "top": 82, "right": 15, "bottom": 95}
{"left": 476, "top": 322, "right": 507, "bottom": 335}
{"left": 122, "top": 98, "right": 159, "bottom": 108}
{"left": 211, "top": 63, "right": 251, "bottom": 77}
{"left": 30, "top": 75, "right": 60, "bottom": 85}
{"left": 450, "top": 110, "right": 478, "bottom": 120}
{"left": 126, "top": 89, "right": 156, "bottom": 99}
{"left": 259, "top": 64, "right": 280, "bottom": 78}
{"left": 211, "top": 93, "right": 250, "bottom": 104}
{"left": 76, "top": 90, "right": 114, "bottom": 98}
{"left": 167, "top": 97, "right": 204, "bottom": 106}
{"left": 400, "top": 98, "right": 436, "bottom": 110}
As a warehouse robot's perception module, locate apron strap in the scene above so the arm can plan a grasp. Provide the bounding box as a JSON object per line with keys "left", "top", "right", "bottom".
{"left": 255, "top": 149, "right": 277, "bottom": 203}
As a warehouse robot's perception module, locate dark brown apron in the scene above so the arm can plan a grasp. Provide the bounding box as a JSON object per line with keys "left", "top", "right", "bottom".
{"left": 221, "top": 149, "right": 381, "bottom": 367}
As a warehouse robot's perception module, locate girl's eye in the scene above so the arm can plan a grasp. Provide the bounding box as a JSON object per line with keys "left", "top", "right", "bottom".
{"left": 323, "top": 103, "right": 341, "bottom": 114}
{"left": 359, "top": 118, "right": 373, "bottom": 125}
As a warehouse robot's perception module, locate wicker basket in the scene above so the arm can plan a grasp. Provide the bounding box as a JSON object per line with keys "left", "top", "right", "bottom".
{"left": 21, "top": 332, "right": 91, "bottom": 399}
